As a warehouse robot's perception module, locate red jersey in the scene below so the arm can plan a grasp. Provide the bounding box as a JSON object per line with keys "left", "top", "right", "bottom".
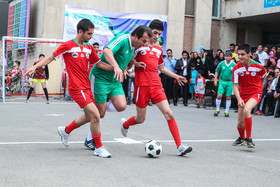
{"left": 134, "top": 45, "right": 164, "bottom": 86}
{"left": 9, "top": 68, "right": 22, "bottom": 77}
{"left": 232, "top": 60, "right": 266, "bottom": 99}
{"left": 52, "top": 39, "right": 100, "bottom": 90}
{"left": 33, "top": 61, "right": 48, "bottom": 79}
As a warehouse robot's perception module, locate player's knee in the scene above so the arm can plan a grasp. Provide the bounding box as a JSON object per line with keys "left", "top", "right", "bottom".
{"left": 237, "top": 120, "right": 244, "bottom": 127}
{"left": 115, "top": 104, "right": 126, "bottom": 112}
{"left": 136, "top": 116, "right": 145, "bottom": 124}
{"left": 243, "top": 107, "right": 251, "bottom": 116}
{"left": 164, "top": 110, "right": 174, "bottom": 120}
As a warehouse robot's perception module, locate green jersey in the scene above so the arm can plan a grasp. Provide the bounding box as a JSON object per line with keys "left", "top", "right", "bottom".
{"left": 92, "top": 34, "right": 135, "bottom": 83}
{"left": 216, "top": 60, "right": 236, "bottom": 81}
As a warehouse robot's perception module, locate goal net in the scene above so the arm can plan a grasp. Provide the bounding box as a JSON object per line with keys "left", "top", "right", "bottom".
{"left": 1, "top": 37, "right": 66, "bottom": 102}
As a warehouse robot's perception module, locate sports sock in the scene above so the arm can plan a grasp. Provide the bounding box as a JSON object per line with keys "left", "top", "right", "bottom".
{"left": 87, "top": 118, "right": 103, "bottom": 141}
{"left": 123, "top": 116, "right": 137, "bottom": 129}
{"left": 92, "top": 133, "right": 103, "bottom": 148}
{"left": 225, "top": 100, "right": 231, "bottom": 113}
{"left": 26, "top": 87, "right": 34, "bottom": 100}
{"left": 244, "top": 117, "right": 252, "bottom": 139}
{"left": 237, "top": 125, "right": 245, "bottom": 138}
{"left": 167, "top": 118, "right": 181, "bottom": 148}
{"left": 65, "top": 120, "right": 79, "bottom": 134}
{"left": 43, "top": 88, "right": 49, "bottom": 101}
{"left": 216, "top": 99, "right": 221, "bottom": 111}
{"left": 106, "top": 101, "right": 117, "bottom": 112}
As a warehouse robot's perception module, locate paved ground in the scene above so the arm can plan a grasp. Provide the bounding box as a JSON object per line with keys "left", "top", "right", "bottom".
{"left": 0, "top": 98, "right": 280, "bottom": 187}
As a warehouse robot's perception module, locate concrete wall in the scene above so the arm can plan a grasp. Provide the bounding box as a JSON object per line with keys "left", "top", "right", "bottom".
{"left": 219, "top": 21, "right": 237, "bottom": 51}
{"left": 183, "top": 16, "right": 194, "bottom": 53}
{"left": 223, "top": 0, "right": 280, "bottom": 19}
{"left": 210, "top": 19, "right": 221, "bottom": 52}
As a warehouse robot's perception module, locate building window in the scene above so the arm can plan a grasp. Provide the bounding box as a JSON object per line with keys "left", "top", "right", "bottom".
{"left": 212, "top": 0, "right": 220, "bottom": 18}
{"left": 185, "top": 0, "right": 195, "bottom": 16}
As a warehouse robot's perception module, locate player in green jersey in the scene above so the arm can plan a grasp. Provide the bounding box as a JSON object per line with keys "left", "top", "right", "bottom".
{"left": 214, "top": 50, "right": 236, "bottom": 117}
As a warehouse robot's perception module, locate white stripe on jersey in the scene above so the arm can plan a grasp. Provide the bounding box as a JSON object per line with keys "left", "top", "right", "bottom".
{"left": 134, "top": 46, "right": 150, "bottom": 58}
{"left": 107, "top": 35, "right": 128, "bottom": 50}
{"left": 152, "top": 47, "right": 162, "bottom": 55}
{"left": 233, "top": 67, "right": 246, "bottom": 83}
{"left": 248, "top": 67, "right": 262, "bottom": 72}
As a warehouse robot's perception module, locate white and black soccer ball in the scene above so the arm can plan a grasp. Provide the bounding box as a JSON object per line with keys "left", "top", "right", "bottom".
{"left": 145, "top": 140, "right": 162, "bottom": 158}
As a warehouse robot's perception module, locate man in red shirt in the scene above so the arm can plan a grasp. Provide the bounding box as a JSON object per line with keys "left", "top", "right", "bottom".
{"left": 232, "top": 44, "right": 266, "bottom": 148}
{"left": 120, "top": 19, "right": 192, "bottom": 156}
{"left": 25, "top": 19, "right": 112, "bottom": 158}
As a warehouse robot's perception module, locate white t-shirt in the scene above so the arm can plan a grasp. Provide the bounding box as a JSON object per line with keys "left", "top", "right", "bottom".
{"left": 195, "top": 77, "right": 206, "bottom": 94}
{"left": 256, "top": 51, "right": 269, "bottom": 66}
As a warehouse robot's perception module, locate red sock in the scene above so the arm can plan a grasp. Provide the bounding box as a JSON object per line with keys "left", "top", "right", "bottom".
{"left": 244, "top": 117, "right": 252, "bottom": 139}
{"left": 237, "top": 125, "right": 245, "bottom": 138}
{"left": 65, "top": 120, "right": 79, "bottom": 134}
{"left": 123, "top": 116, "right": 137, "bottom": 129}
{"left": 167, "top": 118, "right": 181, "bottom": 148}
{"left": 92, "top": 133, "right": 103, "bottom": 148}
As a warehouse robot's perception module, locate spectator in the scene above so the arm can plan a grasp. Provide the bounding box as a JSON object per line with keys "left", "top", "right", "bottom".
{"left": 230, "top": 43, "right": 238, "bottom": 60}
{"left": 195, "top": 57, "right": 207, "bottom": 78}
{"left": 127, "top": 65, "right": 135, "bottom": 105}
{"left": 92, "top": 42, "right": 100, "bottom": 56}
{"left": 195, "top": 70, "right": 206, "bottom": 108}
{"left": 189, "top": 52, "right": 199, "bottom": 67}
{"left": 214, "top": 49, "right": 223, "bottom": 60}
{"left": 252, "top": 53, "right": 261, "bottom": 64}
{"left": 200, "top": 48, "right": 206, "bottom": 63}
{"left": 276, "top": 46, "right": 280, "bottom": 68}
{"left": 264, "top": 46, "right": 269, "bottom": 54}
{"left": 162, "top": 49, "right": 177, "bottom": 103}
{"left": 265, "top": 68, "right": 280, "bottom": 116}
{"left": 189, "top": 52, "right": 194, "bottom": 60}
{"left": 8, "top": 61, "right": 22, "bottom": 94}
{"left": 273, "top": 73, "right": 280, "bottom": 117}
{"left": 190, "top": 64, "right": 198, "bottom": 100}
{"left": 256, "top": 44, "right": 269, "bottom": 66}
{"left": 213, "top": 52, "right": 224, "bottom": 71}
{"left": 205, "top": 50, "right": 215, "bottom": 75}
{"left": 174, "top": 50, "right": 191, "bottom": 106}
{"left": 269, "top": 46, "right": 277, "bottom": 67}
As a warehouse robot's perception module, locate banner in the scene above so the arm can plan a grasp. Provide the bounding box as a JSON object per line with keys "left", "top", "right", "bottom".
{"left": 264, "top": 0, "right": 280, "bottom": 8}
{"left": 63, "top": 5, "right": 168, "bottom": 53}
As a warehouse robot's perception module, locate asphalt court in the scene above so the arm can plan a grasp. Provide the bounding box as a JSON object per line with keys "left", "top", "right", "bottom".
{"left": 0, "top": 99, "right": 280, "bottom": 186}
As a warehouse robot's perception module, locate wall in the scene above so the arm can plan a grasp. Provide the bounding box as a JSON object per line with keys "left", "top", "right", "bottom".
{"left": 210, "top": 19, "right": 221, "bottom": 51}
{"left": 183, "top": 16, "right": 194, "bottom": 53}
{"left": 219, "top": 21, "right": 237, "bottom": 51}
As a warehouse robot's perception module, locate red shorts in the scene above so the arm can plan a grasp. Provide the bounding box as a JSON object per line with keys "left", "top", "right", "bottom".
{"left": 68, "top": 88, "right": 95, "bottom": 108}
{"left": 135, "top": 86, "right": 167, "bottom": 108}
{"left": 242, "top": 93, "right": 262, "bottom": 104}
{"left": 195, "top": 93, "right": 204, "bottom": 99}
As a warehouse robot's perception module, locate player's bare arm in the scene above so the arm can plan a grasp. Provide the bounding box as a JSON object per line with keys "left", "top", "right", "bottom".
{"left": 158, "top": 64, "right": 187, "bottom": 86}
{"left": 96, "top": 61, "right": 114, "bottom": 71}
{"left": 24, "top": 56, "right": 53, "bottom": 77}
{"left": 124, "top": 62, "right": 133, "bottom": 80}
{"left": 233, "top": 84, "right": 244, "bottom": 107}
{"left": 103, "top": 47, "right": 123, "bottom": 81}
{"left": 214, "top": 71, "right": 219, "bottom": 87}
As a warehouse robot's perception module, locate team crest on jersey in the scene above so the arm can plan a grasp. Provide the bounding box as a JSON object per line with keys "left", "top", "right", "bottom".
{"left": 72, "top": 52, "right": 78, "bottom": 58}
{"left": 251, "top": 72, "right": 256, "bottom": 76}
{"left": 141, "top": 50, "right": 147, "bottom": 55}
{"left": 246, "top": 71, "right": 250, "bottom": 75}
{"left": 81, "top": 54, "right": 84, "bottom": 58}
{"left": 239, "top": 72, "right": 244, "bottom": 76}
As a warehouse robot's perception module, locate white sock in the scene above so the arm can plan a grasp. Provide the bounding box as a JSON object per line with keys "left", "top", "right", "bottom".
{"left": 87, "top": 118, "right": 103, "bottom": 141}
{"left": 225, "top": 100, "right": 231, "bottom": 113}
{"left": 216, "top": 99, "right": 221, "bottom": 111}
{"left": 106, "top": 100, "right": 117, "bottom": 112}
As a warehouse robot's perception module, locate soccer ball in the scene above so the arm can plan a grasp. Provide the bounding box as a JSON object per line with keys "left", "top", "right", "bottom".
{"left": 145, "top": 140, "right": 162, "bottom": 158}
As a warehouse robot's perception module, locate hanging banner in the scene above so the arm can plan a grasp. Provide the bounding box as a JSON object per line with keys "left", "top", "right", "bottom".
{"left": 264, "top": 0, "right": 280, "bottom": 8}
{"left": 63, "top": 5, "right": 168, "bottom": 53}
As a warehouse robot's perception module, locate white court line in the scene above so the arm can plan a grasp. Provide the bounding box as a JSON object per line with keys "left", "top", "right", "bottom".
{"left": 0, "top": 138, "right": 280, "bottom": 145}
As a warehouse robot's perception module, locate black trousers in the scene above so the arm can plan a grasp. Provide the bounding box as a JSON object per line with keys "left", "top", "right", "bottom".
{"left": 266, "top": 92, "right": 275, "bottom": 113}
{"left": 162, "top": 74, "right": 174, "bottom": 100}
{"left": 174, "top": 75, "right": 189, "bottom": 104}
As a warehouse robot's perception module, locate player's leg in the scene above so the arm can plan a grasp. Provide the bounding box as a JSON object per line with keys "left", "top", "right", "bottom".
{"left": 26, "top": 81, "right": 36, "bottom": 102}
{"left": 202, "top": 96, "right": 206, "bottom": 108}
{"left": 196, "top": 95, "right": 200, "bottom": 108}
{"left": 224, "top": 82, "right": 233, "bottom": 117}
{"left": 243, "top": 98, "right": 258, "bottom": 148}
{"left": 215, "top": 82, "right": 225, "bottom": 116}
{"left": 41, "top": 81, "right": 49, "bottom": 103}
{"left": 156, "top": 100, "right": 192, "bottom": 156}
{"left": 233, "top": 106, "right": 246, "bottom": 146}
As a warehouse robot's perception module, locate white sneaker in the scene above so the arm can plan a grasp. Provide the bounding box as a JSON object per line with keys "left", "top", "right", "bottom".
{"left": 93, "top": 146, "right": 111, "bottom": 158}
{"left": 58, "top": 126, "right": 69, "bottom": 147}
{"left": 177, "top": 144, "right": 192, "bottom": 156}
{"left": 46, "top": 100, "right": 50, "bottom": 104}
{"left": 120, "top": 118, "right": 128, "bottom": 137}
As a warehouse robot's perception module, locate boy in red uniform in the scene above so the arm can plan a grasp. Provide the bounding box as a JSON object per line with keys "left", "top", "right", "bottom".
{"left": 232, "top": 44, "right": 266, "bottom": 148}
{"left": 25, "top": 19, "right": 112, "bottom": 158}
{"left": 120, "top": 19, "right": 192, "bottom": 156}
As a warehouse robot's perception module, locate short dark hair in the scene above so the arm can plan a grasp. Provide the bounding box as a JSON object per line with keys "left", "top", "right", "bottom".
{"left": 182, "top": 50, "right": 188, "bottom": 56}
{"left": 257, "top": 44, "right": 263, "bottom": 48}
{"left": 39, "top": 54, "right": 45, "bottom": 58}
{"left": 198, "top": 70, "right": 204, "bottom": 74}
{"left": 14, "top": 61, "right": 20, "bottom": 66}
{"left": 268, "top": 72, "right": 275, "bottom": 77}
{"left": 93, "top": 42, "right": 99, "bottom": 46}
{"left": 230, "top": 43, "right": 235, "bottom": 47}
{"left": 166, "top": 49, "right": 172, "bottom": 53}
{"left": 149, "top": 19, "right": 164, "bottom": 31}
{"left": 217, "top": 49, "right": 222, "bottom": 52}
{"left": 238, "top": 44, "right": 251, "bottom": 54}
{"left": 77, "top": 19, "right": 95, "bottom": 33}
{"left": 131, "top": 25, "right": 153, "bottom": 39}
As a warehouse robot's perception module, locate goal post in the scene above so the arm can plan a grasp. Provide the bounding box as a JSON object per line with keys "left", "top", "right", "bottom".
{"left": 1, "top": 36, "right": 66, "bottom": 103}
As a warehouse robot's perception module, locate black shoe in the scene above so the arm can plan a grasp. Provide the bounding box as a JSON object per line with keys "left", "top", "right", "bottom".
{"left": 184, "top": 102, "right": 188, "bottom": 106}
{"left": 275, "top": 113, "right": 280, "bottom": 118}
{"left": 127, "top": 101, "right": 131, "bottom": 105}
{"left": 232, "top": 137, "right": 246, "bottom": 146}
{"left": 197, "top": 104, "right": 200, "bottom": 108}
{"left": 84, "top": 138, "right": 96, "bottom": 150}
{"left": 203, "top": 104, "right": 206, "bottom": 108}
{"left": 246, "top": 137, "right": 255, "bottom": 148}
{"left": 264, "top": 112, "right": 273, "bottom": 116}
{"left": 174, "top": 102, "right": 177, "bottom": 106}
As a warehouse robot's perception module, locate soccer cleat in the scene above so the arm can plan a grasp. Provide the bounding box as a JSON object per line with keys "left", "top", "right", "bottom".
{"left": 246, "top": 137, "right": 255, "bottom": 148}
{"left": 177, "top": 144, "right": 192, "bottom": 156}
{"left": 214, "top": 110, "right": 220, "bottom": 116}
{"left": 224, "top": 112, "right": 229, "bottom": 117}
{"left": 46, "top": 100, "right": 50, "bottom": 104}
{"left": 255, "top": 110, "right": 263, "bottom": 115}
{"left": 93, "top": 146, "right": 111, "bottom": 158}
{"left": 203, "top": 104, "right": 206, "bottom": 108}
{"left": 58, "top": 126, "right": 69, "bottom": 147}
{"left": 197, "top": 104, "right": 200, "bottom": 108}
{"left": 232, "top": 137, "right": 246, "bottom": 146}
{"left": 120, "top": 118, "right": 128, "bottom": 137}
{"left": 254, "top": 110, "right": 260, "bottom": 114}
{"left": 84, "top": 138, "right": 96, "bottom": 150}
